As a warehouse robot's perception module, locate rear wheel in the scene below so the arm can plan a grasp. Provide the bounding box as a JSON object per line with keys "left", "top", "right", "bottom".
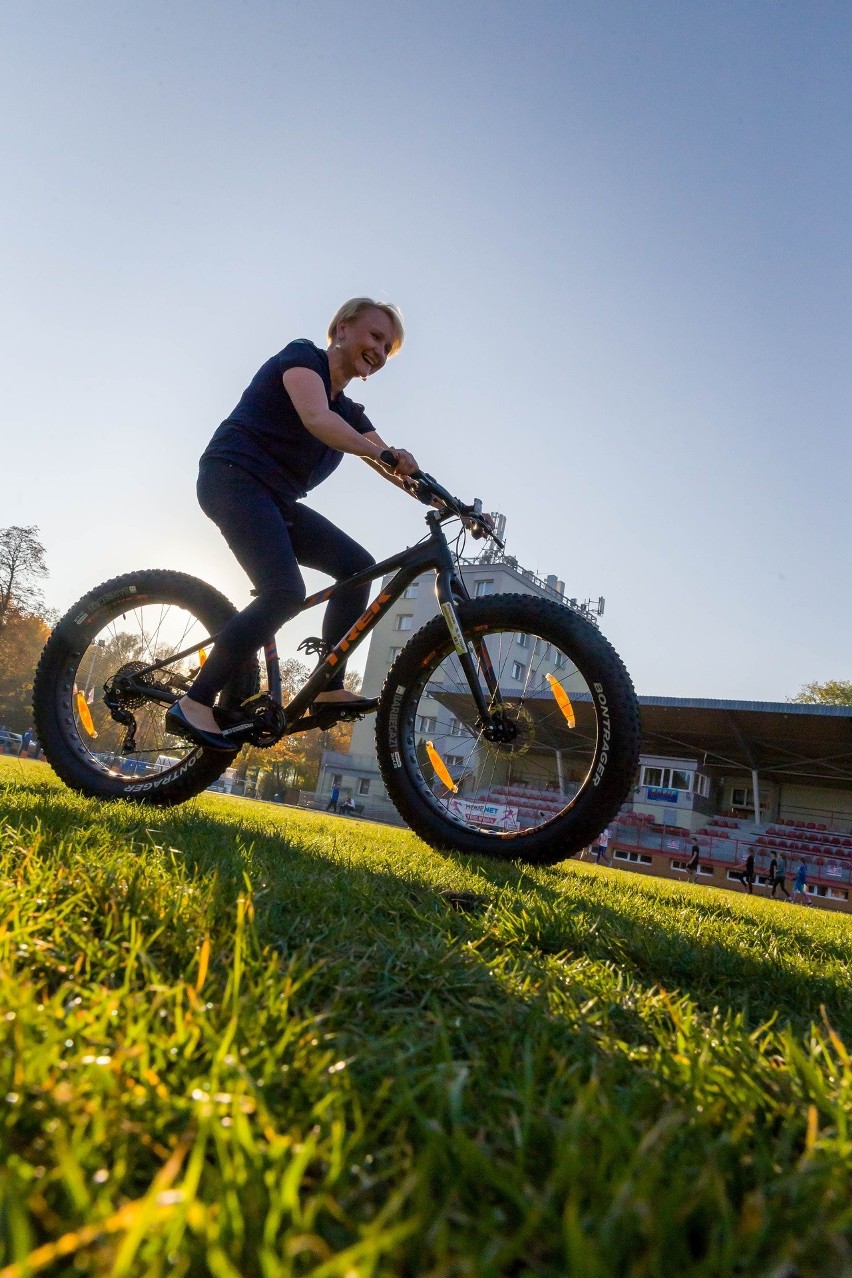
{"left": 33, "top": 570, "right": 258, "bottom": 806}
{"left": 376, "top": 595, "right": 640, "bottom": 863}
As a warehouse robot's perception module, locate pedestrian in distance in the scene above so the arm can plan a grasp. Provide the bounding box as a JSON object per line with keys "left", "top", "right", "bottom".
{"left": 686, "top": 840, "right": 701, "bottom": 883}
{"left": 767, "top": 855, "right": 777, "bottom": 893}
{"left": 326, "top": 784, "right": 341, "bottom": 813}
{"left": 731, "top": 849, "right": 756, "bottom": 894}
{"left": 771, "top": 851, "right": 791, "bottom": 900}
{"left": 792, "top": 861, "right": 810, "bottom": 904}
{"left": 593, "top": 827, "right": 612, "bottom": 865}
{"left": 19, "top": 729, "right": 32, "bottom": 757}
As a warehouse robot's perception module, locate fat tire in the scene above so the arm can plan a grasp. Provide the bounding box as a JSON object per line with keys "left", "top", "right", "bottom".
{"left": 33, "top": 570, "right": 258, "bottom": 807}
{"left": 376, "top": 595, "right": 640, "bottom": 863}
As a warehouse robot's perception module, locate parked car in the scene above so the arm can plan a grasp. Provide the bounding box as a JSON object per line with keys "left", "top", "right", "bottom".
{"left": 0, "top": 728, "right": 23, "bottom": 750}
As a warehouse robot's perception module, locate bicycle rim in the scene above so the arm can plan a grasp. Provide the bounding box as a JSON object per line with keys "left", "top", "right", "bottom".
{"left": 62, "top": 598, "right": 215, "bottom": 787}
{"left": 378, "top": 596, "right": 639, "bottom": 859}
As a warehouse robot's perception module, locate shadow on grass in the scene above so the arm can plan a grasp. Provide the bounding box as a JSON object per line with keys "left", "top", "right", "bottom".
{"left": 2, "top": 765, "right": 849, "bottom": 1043}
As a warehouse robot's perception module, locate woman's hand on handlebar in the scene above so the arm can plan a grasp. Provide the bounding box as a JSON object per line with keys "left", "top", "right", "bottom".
{"left": 464, "top": 509, "right": 496, "bottom": 539}
{"left": 377, "top": 446, "right": 419, "bottom": 477}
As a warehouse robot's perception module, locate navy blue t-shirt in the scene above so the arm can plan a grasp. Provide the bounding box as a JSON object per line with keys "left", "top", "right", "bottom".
{"left": 201, "top": 339, "right": 375, "bottom": 501}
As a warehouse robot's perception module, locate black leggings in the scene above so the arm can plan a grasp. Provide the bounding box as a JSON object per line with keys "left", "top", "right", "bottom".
{"left": 189, "top": 460, "right": 375, "bottom": 706}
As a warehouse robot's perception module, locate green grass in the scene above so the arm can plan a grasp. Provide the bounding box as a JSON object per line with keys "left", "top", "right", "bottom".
{"left": 0, "top": 758, "right": 850, "bottom": 1278}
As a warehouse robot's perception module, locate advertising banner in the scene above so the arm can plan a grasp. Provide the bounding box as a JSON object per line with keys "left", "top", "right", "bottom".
{"left": 647, "top": 786, "right": 679, "bottom": 803}
{"left": 447, "top": 798, "right": 519, "bottom": 828}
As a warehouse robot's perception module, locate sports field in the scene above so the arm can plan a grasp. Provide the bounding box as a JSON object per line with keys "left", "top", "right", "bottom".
{"left": 0, "top": 757, "right": 850, "bottom": 1277}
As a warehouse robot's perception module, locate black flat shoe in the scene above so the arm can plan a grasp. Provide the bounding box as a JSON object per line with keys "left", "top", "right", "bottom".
{"left": 165, "top": 701, "right": 243, "bottom": 753}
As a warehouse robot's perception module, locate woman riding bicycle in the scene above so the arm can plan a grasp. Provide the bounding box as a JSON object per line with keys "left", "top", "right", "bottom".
{"left": 165, "top": 297, "right": 419, "bottom": 752}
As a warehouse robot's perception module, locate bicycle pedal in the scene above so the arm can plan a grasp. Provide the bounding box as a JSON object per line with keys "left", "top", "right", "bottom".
{"left": 295, "top": 702, "right": 378, "bottom": 732}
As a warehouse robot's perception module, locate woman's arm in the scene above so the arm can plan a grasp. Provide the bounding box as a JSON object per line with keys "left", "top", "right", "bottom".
{"left": 360, "top": 431, "right": 420, "bottom": 492}
{"left": 282, "top": 368, "right": 383, "bottom": 458}
{"left": 282, "top": 368, "right": 419, "bottom": 476}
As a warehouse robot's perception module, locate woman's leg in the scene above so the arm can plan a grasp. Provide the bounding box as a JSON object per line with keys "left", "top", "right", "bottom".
{"left": 188, "top": 462, "right": 306, "bottom": 708}
{"left": 287, "top": 504, "right": 376, "bottom": 692}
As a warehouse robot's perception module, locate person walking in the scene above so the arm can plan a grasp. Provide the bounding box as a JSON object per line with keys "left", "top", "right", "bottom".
{"left": 792, "top": 861, "right": 809, "bottom": 904}
{"left": 164, "top": 298, "right": 422, "bottom": 753}
{"left": 18, "top": 729, "right": 32, "bottom": 758}
{"left": 731, "top": 849, "right": 756, "bottom": 894}
{"left": 686, "top": 840, "right": 701, "bottom": 883}
{"left": 771, "top": 852, "right": 791, "bottom": 900}
{"left": 326, "top": 784, "right": 340, "bottom": 814}
{"left": 593, "top": 827, "right": 612, "bottom": 865}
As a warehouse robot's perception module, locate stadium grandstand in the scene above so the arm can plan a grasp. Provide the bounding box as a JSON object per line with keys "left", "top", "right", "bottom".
{"left": 307, "top": 527, "right": 852, "bottom": 913}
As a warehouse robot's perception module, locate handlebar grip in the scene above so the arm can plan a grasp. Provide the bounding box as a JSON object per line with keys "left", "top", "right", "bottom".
{"left": 379, "top": 448, "right": 399, "bottom": 469}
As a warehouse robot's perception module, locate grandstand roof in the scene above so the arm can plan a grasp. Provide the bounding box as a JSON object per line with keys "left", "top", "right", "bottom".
{"left": 635, "top": 696, "right": 852, "bottom": 789}
{"left": 432, "top": 686, "right": 852, "bottom": 789}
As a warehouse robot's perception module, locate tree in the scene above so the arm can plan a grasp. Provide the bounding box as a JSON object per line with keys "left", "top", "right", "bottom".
{"left": 0, "top": 606, "right": 50, "bottom": 731}
{"left": 0, "top": 526, "right": 48, "bottom": 627}
{"left": 789, "top": 680, "right": 852, "bottom": 707}
{"left": 237, "top": 661, "right": 365, "bottom": 796}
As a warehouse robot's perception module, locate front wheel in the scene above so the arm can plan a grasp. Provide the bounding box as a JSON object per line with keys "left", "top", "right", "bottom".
{"left": 375, "top": 595, "right": 640, "bottom": 863}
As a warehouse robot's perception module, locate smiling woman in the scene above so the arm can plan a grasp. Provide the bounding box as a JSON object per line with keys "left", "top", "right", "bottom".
{"left": 162, "top": 297, "right": 422, "bottom": 753}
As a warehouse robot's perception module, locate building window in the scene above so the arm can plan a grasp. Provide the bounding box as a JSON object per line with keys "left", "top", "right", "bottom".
{"left": 516, "top": 632, "right": 531, "bottom": 648}
{"left": 511, "top": 661, "right": 526, "bottom": 682}
{"left": 403, "top": 583, "right": 419, "bottom": 599}
{"left": 418, "top": 715, "right": 437, "bottom": 734}
{"left": 671, "top": 859, "right": 712, "bottom": 876}
{"left": 450, "top": 717, "right": 464, "bottom": 736}
{"left": 614, "top": 850, "right": 653, "bottom": 865}
{"left": 389, "top": 646, "right": 403, "bottom": 662}
{"left": 446, "top": 755, "right": 464, "bottom": 768}
{"left": 332, "top": 774, "right": 342, "bottom": 787}
{"left": 694, "top": 774, "right": 710, "bottom": 798}
{"left": 641, "top": 766, "right": 694, "bottom": 793}
{"left": 731, "top": 786, "right": 767, "bottom": 810}
{"left": 358, "top": 778, "right": 370, "bottom": 796}
{"left": 554, "top": 651, "right": 568, "bottom": 669}
{"left": 474, "top": 579, "right": 494, "bottom": 597}
{"left": 395, "top": 614, "right": 414, "bottom": 631}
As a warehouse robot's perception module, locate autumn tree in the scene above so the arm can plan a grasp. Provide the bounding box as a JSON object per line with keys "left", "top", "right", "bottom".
{"left": 0, "top": 526, "right": 51, "bottom": 732}
{"left": 0, "top": 526, "right": 48, "bottom": 627}
{"left": 0, "top": 609, "right": 51, "bottom": 731}
{"left": 238, "top": 659, "right": 364, "bottom": 796}
{"left": 789, "top": 680, "right": 852, "bottom": 706}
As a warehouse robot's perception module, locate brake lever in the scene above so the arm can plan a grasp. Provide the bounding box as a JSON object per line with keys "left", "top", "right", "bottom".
{"left": 386, "top": 457, "right": 505, "bottom": 547}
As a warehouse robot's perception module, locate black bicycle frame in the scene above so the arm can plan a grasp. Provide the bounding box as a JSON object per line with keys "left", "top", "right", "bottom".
{"left": 278, "top": 510, "right": 500, "bottom": 728}
{"left": 131, "top": 511, "right": 501, "bottom": 729}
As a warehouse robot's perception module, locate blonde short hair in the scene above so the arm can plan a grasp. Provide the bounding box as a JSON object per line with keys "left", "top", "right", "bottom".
{"left": 327, "top": 297, "right": 405, "bottom": 356}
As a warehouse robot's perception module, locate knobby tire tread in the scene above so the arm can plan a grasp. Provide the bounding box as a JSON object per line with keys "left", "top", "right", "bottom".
{"left": 375, "top": 595, "right": 640, "bottom": 863}
{"left": 33, "top": 569, "right": 258, "bottom": 807}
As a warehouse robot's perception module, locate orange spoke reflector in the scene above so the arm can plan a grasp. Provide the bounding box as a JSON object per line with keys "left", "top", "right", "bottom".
{"left": 198, "top": 647, "right": 208, "bottom": 666}
{"left": 426, "top": 741, "right": 458, "bottom": 793}
{"left": 76, "top": 691, "right": 98, "bottom": 737}
{"left": 546, "top": 674, "right": 575, "bottom": 728}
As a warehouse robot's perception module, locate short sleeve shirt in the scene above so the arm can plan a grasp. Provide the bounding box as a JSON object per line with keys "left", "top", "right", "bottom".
{"left": 201, "top": 339, "right": 375, "bottom": 501}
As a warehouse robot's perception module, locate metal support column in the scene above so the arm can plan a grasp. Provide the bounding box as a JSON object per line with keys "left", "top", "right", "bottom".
{"left": 751, "top": 768, "right": 762, "bottom": 828}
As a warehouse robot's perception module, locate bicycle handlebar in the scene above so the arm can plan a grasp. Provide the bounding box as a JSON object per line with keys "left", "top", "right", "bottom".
{"left": 378, "top": 449, "right": 505, "bottom": 549}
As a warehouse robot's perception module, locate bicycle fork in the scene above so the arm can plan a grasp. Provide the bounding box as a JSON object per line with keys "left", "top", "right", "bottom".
{"left": 435, "top": 569, "right": 503, "bottom": 723}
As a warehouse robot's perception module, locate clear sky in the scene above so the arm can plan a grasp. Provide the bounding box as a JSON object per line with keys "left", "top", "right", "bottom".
{"left": 2, "top": 1, "right": 850, "bottom": 701}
